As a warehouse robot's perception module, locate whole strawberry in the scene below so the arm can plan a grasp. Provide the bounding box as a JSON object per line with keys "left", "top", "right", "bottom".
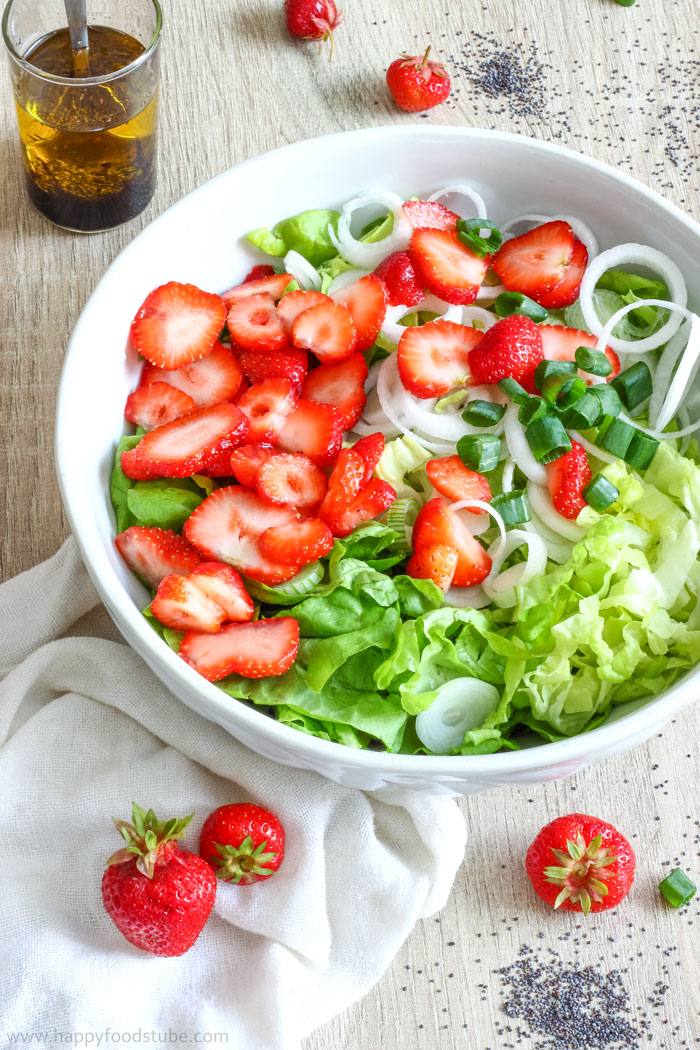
{"left": 386, "top": 47, "right": 451, "bottom": 113}
{"left": 102, "top": 803, "right": 216, "bottom": 957}
{"left": 374, "top": 251, "right": 424, "bottom": 307}
{"left": 467, "top": 314, "right": 544, "bottom": 390}
{"left": 285, "top": 0, "right": 343, "bottom": 59}
{"left": 199, "top": 803, "right": 285, "bottom": 885}
{"left": 526, "top": 813, "right": 636, "bottom": 915}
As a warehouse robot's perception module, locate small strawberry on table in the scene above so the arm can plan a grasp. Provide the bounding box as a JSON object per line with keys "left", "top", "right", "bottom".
{"left": 199, "top": 803, "right": 285, "bottom": 885}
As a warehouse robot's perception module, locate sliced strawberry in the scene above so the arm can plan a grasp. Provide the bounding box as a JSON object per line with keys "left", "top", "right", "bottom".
{"left": 325, "top": 479, "right": 396, "bottom": 538}
{"left": 318, "top": 449, "right": 367, "bottom": 523}
{"left": 397, "top": 319, "right": 482, "bottom": 399}
{"left": 277, "top": 290, "right": 329, "bottom": 334}
{"left": 179, "top": 617, "right": 300, "bottom": 681}
{"left": 352, "top": 433, "right": 385, "bottom": 480}
{"left": 189, "top": 562, "right": 255, "bottom": 622}
{"left": 409, "top": 228, "right": 490, "bottom": 306}
{"left": 403, "top": 199, "right": 460, "bottom": 231}
{"left": 467, "top": 314, "right": 544, "bottom": 391}
{"left": 406, "top": 543, "right": 458, "bottom": 592}
{"left": 229, "top": 443, "right": 278, "bottom": 489}
{"left": 183, "top": 486, "right": 302, "bottom": 584}
{"left": 221, "top": 272, "right": 293, "bottom": 309}
{"left": 236, "top": 347, "right": 308, "bottom": 393}
{"left": 259, "top": 517, "right": 334, "bottom": 566}
{"left": 412, "top": 498, "right": 491, "bottom": 587}
{"left": 141, "top": 343, "right": 244, "bottom": 408}
{"left": 120, "top": 403, "right": 249, "bottom": 480}
{"left": 124, "top": 382, "right": 196, "bottom": 430}
{"left": 243, "top": 264, "right": 276, "bottom": 284}
{"left": 150, "top": 574, "right": 224, "bottom": 633}
{"left": 130, "top": 282, "right": 226, "bottom": 370}
{"left": 374, "top": 251, "right": 424, "bottom": 308}
{"left": 277, "top": 399, "right": 345, "bottom": 467}
{"left": 330, "top": 274, "right": 388, "bottom": 352}
{"left": 537, "top": 238, "right": 588, "bottom": 309}
{"left": 236, "top": 378, "right": 298, "bottom": 443}
{"left": 291, "top": 301, "right": 357, "bottom": 363}
{"left": 492, "top": 221, "right": 575, "bottom": 302}
{"left": 257, "top": 453, "right": 327, "bottom": 509}
{"left": 115, "top": 526, "right": 201, "bottom": 589}
{"left": 538, "top": 325, "right": 620, "bottom": 379}
{"left": 227, "top": 292, "right": 288, "bottom": 352}
{"left": 546, "top": 441, "right": 592, "bottom": 520}
{"left": 301, "top": 353, "right": 368, "bottom": 430}
{"left": 425, "top": 457, "right": 492, "bottom": 508}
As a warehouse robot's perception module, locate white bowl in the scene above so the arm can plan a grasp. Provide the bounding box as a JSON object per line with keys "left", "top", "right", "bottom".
{"left": 56, "top": 126, "right": 700, "bottom": 795}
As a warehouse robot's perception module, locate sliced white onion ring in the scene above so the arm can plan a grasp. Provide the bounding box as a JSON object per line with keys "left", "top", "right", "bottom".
{"left": 503, "top": 403, "right": 547, "bottom": 484}
{"left": 500, "top": 213, "right": 550, "bottom": 235}
{"left": 415, "top": 677, "right": 500, "bottom": 753}
{"left": 326, "top": 267, "right": 370, "bottom": 294}
{"left": 449, "top": 499, "right": 507, "bottom": 553}
{"left": 328, "top": 190, "right": 413, "bottom": 269}
{"left": 523, "top": 518, "right": 574, "bottom": 565}
{"left": 596, "top": 298, "right": 695, "bottom": 362}
{"left": 527, "top": 483, "right": 587, "bottom": 542}
{"left": 376, "top": 354, "right": 452, "bottom": 454}
{"left": 649, "top": 320, "right": 689, "bottom": 427}
{"left": 579, "top": 245, "right": 688, "bottom": 353}
{"left": 427, "top": 184, "right": 488, "bottom": 219}
{"left": 461, "top": 305, "right": 499, "bottom": 329}
{"left": 396, "top": 386, "right": 467, "bottom": 441}
{"left": 443, "top": 585, "right": 491, "bottom": 609}
{"left": 475, "top": 281, "right": 507, "bottom": 303}
{"left": 501, "top": 458, "right": 516, "bottom": 494}
{"left": 482, "top": 529, "right": 548, "bottom": 607}
{"left": 552, "top": 214, "right": 599, "bottom": 261}
{"left": 654, "top": 314, "right": 700, "bottom": 432}
{"left": 283, "top": 250, "right": 322, "bottom": 291}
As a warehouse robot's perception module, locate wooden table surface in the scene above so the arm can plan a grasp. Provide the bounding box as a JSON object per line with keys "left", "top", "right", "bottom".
{"left": 2, "top": 0, "right": 700, "bottom": 1045}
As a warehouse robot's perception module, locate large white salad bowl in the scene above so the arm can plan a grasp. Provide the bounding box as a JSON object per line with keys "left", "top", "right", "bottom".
{"left": 56, "top": 126, "right": 700, "bottom": 795}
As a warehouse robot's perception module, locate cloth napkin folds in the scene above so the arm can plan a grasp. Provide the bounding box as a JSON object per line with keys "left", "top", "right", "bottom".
{"left": 0, "top": 539, "right": 466, "bottom": 1049}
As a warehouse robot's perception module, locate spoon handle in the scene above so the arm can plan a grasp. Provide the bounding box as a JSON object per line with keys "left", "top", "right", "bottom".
{"left": 64, "top": 0, "right": 89, "bottom": 53}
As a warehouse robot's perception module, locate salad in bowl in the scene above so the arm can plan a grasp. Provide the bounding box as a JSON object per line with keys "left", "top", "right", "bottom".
{"left": 110, "top": 179, "right": 700, "bottom": 759}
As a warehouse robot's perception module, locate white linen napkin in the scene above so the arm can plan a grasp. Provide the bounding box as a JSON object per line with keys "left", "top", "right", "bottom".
{"left": 0, "top": 539, "right": 466, "bottom": 1049}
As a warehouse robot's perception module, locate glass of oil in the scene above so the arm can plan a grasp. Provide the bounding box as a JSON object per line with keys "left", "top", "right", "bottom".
{"left": 2, "top": 0, "right": 161, "bottom": 231}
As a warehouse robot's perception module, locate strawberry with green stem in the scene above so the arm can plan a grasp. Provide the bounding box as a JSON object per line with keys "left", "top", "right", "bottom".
{"left": 199, "top": 803, "right": 285, "bottom": 885}
{"left": 386, "top": 46, "right": 451, "bottom": 113}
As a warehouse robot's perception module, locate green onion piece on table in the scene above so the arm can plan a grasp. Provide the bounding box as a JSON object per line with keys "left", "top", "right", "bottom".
{"left": 534, "top": 359, "right": 577, "bottom": 391}
{"left": 659, "top": 868, "right": 697, "bottom": 908}
{"left": 525, "top": 416, "right": 572, "bottom": 464}
{"left": 498, "top": 377, "right": 530, "bottom": 405}
{"left": 611, "top": 362, "right": 653, "bottom": 411}
{"left": 614, "top": 0, "right": 636, "bottom": 7}
{"left": 574, "top": 346, "right": 613, "bottom": 377}
{"left": 596, "top": 415, "right": 635, "bottom": 458}
{"left": 583, "top": 473, "right": 619, "bottom": 511}
{"left": 624, "top": 429, "right": 660, "bottom": 470}
{"left": 462, "top": 400, "right": 506, "bottom": 427}
{"left": 457, "top": 434, "right": 502, "bottom": 472}
{"left": 455, "top": 218, "right": 503, "bottom": 258}
{"left": 493, "top": 291, "right": 549, "bottom": 323}
{"left": 491, "top": 490, "right": 532, "bottom": 525}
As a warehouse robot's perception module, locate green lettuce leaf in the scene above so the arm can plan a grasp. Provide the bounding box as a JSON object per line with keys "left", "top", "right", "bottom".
{"left": 246, "top": 209, "right": 340, "bottom": 267}
{"left": 110, "top": 435, "right": 141, "bottom": 532}
{"left": 126, "top": 479, "right": 204, "bottom": 532}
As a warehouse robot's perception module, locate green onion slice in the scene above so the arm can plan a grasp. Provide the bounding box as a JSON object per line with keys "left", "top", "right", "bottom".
{"left": 575, "top": 346, "right": 613, "bottom": 377}
{"left": 596, "top": 415, "right": 635, "bottom": 458}
{"left": 534, "top": 359, "right": 577, "bottom": 391}
{"left": 591, "top": 383, "right": 623, "bottom": 418}
{"left": 498, "top": 377, "right": 530, "bottom": 405}
{"left": 525, "top": 416, "right": 572, "bottom": 465}
{"left": 518, "top": 397, "right": 549, "bottom": 426}
{"left": 456, "top": 434, "right": 502, "bottom": 472}
{"left": 462, "top": 400, "right": 506, "bottom": 427}
{"left": 490, "top": 490, "right": 532, "bottom": 525}
{"left": 611, "top": 362, "right": 653, "bottom": 411}
{"left": 561, "top": 391, "right": 604, "bottom": 430}
{"left": 456, "top": 218, "right": 503, "bottom": 258}
{"left": 493, "top": 291, "right": 548, "bottom": 323}
{"left": 624, "top": 429, "right": 660, "bottom": 470}
{"left": 582, "top": 473, "right": 619, "bottom": 511}
{"left": 659, "top": 868, "right": 697, "bottom": 908}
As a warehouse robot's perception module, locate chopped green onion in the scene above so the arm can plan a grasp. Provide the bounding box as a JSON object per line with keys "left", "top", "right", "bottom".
{"left": 557, "top": 377, "right": 588, "bottom": 412}
{"left": 525, "top": 416, "right": 572, "bottom": 465}
{"left": 456, "top": 218, "right": 503, "bottom": 258}
{"left": 574, "top": 346, "right": 613, "bottom": 377}
{"left": 582, "top": 473, "right": 619, "bottom": 511}
{"left": 498, "top": 377, "right": 530, "bottom": 405}
{"left": 493, "top": 291, "right": 549, "bottom": 323}
{"left": 491, "top": 490, "right": 532, "bottom": 525}
{"left": 534, "top": 359, "right": 577, "bottom": 391}
{"left": 614, "top": 0, "right": 635, "bottom": 7}
{"left": 561, "top": 391, "right": 604, "bottom": 430}
{"left": 462, "top": 400, "right": 506, "bottom": 427}
{"left": 596, "top": 415, "right": 635, "bottom": 458}
{"left": 659, "top": 868, "right": 696, "bottom": 908}
{"left": 611, "top": 362, "right": 653, "bottom": 411}
{"left": 591, "top": 383, "right": 623, "bottom": 418}
{"left": 518, "top": 397, "right": 549, "bottom": 426}
{"left": 624, "top": 430, "right": 660, "bottom": 470}
{"left": 457, "top": 434, "right": 502, "bottom": 472}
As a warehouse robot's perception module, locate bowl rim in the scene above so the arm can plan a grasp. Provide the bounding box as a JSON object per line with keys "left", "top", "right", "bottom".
{"left": 56, "top": 124, "right": 700, "bottom": 774}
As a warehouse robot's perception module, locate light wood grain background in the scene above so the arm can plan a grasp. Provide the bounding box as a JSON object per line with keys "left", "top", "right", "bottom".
{"left": 1, "top": 0, "right": 700, "bottom": 1045}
